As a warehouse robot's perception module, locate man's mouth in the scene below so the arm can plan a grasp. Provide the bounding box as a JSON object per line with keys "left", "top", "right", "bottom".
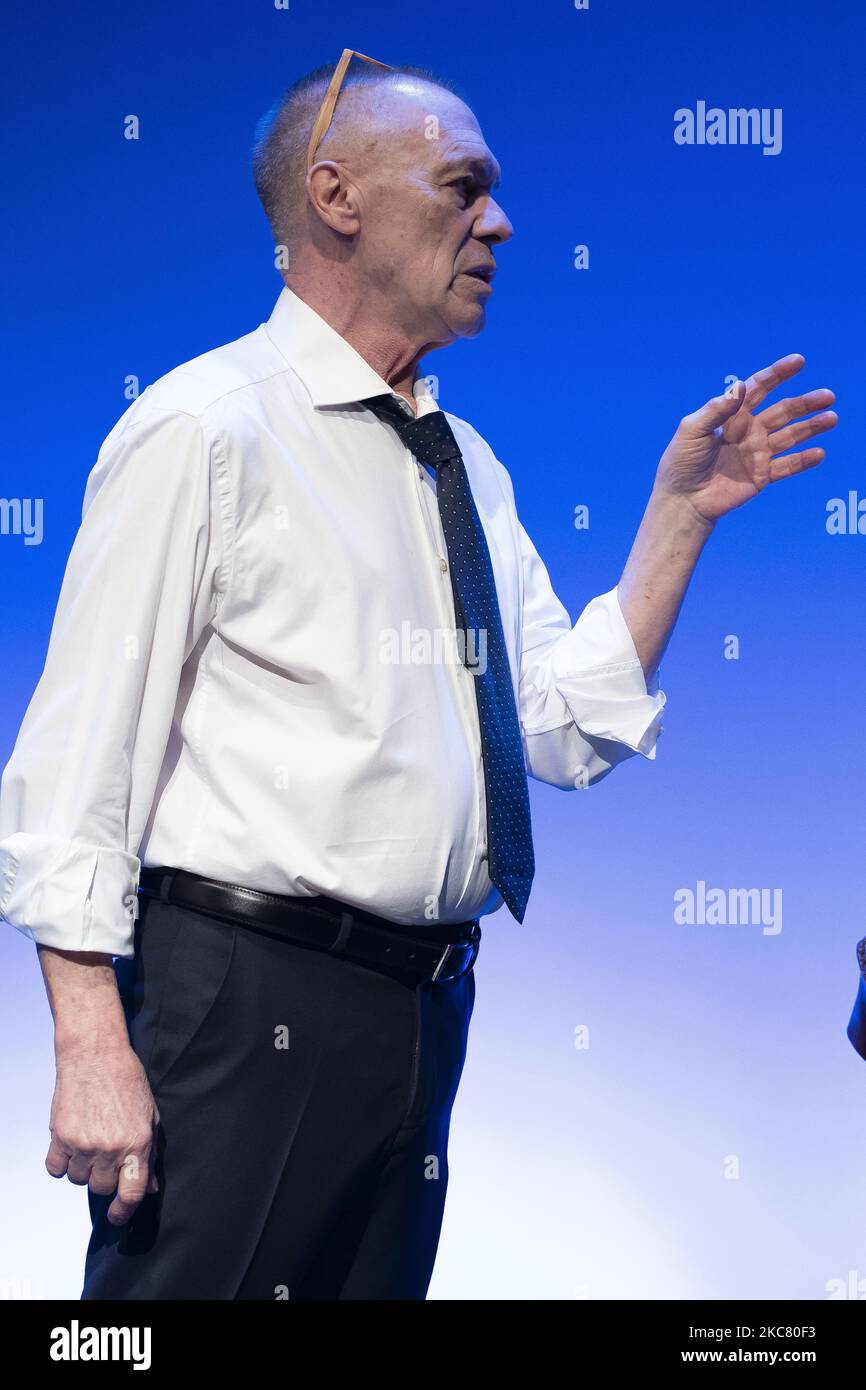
{"left": 459, "top": 265, "right": 496, "bottom": 287}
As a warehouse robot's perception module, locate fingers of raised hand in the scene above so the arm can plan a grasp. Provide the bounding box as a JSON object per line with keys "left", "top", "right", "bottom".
{"left": 743, "top": 354, "right": 806, "bottom": 409}
{"left": 682, "top": 382, "right": 746, "bottom": 435}
{"left": 769, "top": 446, "right": 826, "bottom": 481}
{"left": 767, "top": 408, "right": 838, "bottom": 456}
{"left": 758, "top": 387, "right": 836, "bottom": 432}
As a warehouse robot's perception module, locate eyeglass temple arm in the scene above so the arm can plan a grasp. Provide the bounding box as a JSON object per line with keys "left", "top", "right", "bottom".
{"left": 305, "top": 48, "right": 394, "bottom": 173}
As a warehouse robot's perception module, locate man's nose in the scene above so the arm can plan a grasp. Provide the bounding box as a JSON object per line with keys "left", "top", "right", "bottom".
{"left": 475, "top": 196, "right": 513, "bottom": 245}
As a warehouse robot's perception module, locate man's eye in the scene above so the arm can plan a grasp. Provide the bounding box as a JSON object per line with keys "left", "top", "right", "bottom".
{"left": 452, "top": 178, "right": 478, "bottom": 205}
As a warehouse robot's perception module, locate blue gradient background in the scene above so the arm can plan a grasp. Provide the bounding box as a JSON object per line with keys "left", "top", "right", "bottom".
{"left": 2, "top": 0, "right": 864, "bottom": 1300}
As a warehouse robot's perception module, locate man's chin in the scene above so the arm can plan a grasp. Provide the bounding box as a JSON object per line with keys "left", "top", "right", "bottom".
{"left": 460, "top": 315, "right": 486, "bottom": 339}
{"left": 445, "top": 301, "right": 487, "bottom": 340}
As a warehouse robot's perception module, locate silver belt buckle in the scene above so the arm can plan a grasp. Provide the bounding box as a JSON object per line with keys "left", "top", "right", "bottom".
{"left": 431, "top": 943, "right": 454, "bottom": 983}
{"left": 431, "top": 924, "right": 480, "bottom": 983}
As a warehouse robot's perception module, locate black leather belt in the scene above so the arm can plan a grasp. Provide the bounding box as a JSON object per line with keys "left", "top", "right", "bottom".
{"left": 137, "top": 866, "right": 481, "bottom": 985}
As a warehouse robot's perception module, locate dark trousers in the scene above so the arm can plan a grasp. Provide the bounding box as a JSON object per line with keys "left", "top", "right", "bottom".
{"left": 81, "top": 892, "right": 475, "bottom": 1300}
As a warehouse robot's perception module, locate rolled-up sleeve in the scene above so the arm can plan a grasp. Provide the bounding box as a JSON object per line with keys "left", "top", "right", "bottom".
{"left": 517, "top": 521, "right": 666, "bottom": 789}
{"left": 0, "top": 407, "right": 229, "bottom": 957}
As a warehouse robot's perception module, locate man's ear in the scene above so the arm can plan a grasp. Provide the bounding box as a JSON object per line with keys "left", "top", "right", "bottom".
{"left": 306, "top": 162, "right": 361, "bottom": 236}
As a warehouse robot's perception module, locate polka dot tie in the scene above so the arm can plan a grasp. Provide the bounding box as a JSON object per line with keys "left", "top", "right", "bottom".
{"left": 363, "top": 394, "right": 535, "bottom": 923}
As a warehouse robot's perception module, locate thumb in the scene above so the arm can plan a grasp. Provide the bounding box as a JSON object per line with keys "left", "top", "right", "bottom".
{"left": 682, "top": 379, "right": 747, "bottom": 436}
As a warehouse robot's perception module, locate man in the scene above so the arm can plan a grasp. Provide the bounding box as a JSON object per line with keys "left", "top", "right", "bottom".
{"left": 0, "top": 55, "right": 837, "bottom": 1300}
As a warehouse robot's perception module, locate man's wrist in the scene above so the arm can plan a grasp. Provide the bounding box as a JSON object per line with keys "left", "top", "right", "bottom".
{"left": 648, "top": 481, "right": 717, "bottom": 540}
{"left": 37, "top": 945, "right": 131, "bottom": 1060}
{"left": 54, "top": 1024, "right": 132, "bottom": 1065}
{"left": 54, "top": 1001, "right": 131, "bottom": 1059}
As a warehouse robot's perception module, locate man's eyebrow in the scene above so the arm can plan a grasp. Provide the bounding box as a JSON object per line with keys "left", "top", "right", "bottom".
{"left": 436, "top": 155, "right": 501, "bottom": 189}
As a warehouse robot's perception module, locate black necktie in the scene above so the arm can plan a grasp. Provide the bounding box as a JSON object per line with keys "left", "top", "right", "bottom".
{"left": 363, "top": 394, "right": 535, "bottom": 923}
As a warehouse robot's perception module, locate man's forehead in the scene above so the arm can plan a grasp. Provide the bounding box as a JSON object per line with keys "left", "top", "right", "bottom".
{"left": 417, "top": 106, "right": 501, "bottom": 185}
{"left": 378, "top": 81, "right": 500, "bottom": 182}
{"left": 431, "top": 138, "right": 501, "bottom": 187}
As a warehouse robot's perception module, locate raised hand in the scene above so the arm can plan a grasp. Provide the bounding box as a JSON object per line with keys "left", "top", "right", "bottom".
{"left": 654, "top": 355, "right": 838, "bottom": 524}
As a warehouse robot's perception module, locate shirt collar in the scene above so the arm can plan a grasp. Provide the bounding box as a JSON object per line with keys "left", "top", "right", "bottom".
{"left": 263, "top": 285, "right": 438, "bottom": 415}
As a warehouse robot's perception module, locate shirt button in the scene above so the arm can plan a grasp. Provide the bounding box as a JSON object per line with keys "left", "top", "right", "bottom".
{"left": 439, "top": 558, "right": 448, "bottom": 573}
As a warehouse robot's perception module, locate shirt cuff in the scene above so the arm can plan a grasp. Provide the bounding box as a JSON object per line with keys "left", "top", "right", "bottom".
{"left": 548, "top": 585, "right": 667, "bottom": 759}
{"left": 0, "top": 833, "right": 139, "bottom": 956}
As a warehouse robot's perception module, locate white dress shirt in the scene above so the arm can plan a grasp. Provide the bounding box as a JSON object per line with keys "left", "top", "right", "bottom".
{"left": 0, "top": 287, "right": 666, "bottom": 956}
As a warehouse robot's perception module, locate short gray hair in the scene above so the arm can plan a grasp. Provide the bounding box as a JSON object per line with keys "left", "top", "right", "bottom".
{"left": 250, "top": 60, "right": 463, "bottom": 251}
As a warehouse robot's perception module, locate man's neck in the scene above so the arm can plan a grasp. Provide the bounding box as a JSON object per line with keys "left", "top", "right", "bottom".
{"left": 284, "top": 274, "right": 433, "bottom": 414}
